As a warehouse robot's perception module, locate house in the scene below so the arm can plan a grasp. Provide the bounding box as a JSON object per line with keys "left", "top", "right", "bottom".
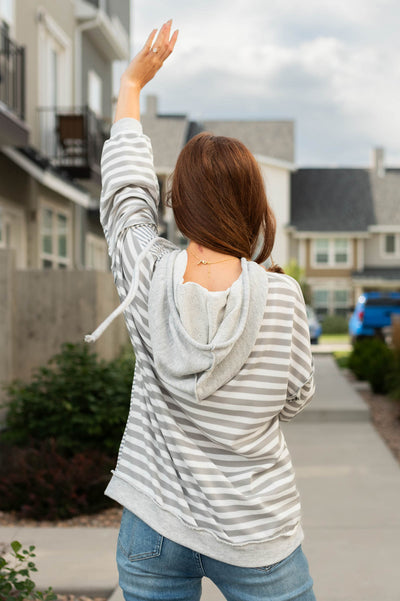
{"left": 141, "top": 95, "right": 295, "bottom": 265}
{"left": 142, "top": 97, "right": 400, "bottom": 318}
{"left": 289, "top": 149, "right": 400, "bottom": 318}
{"left": 0, "top": 0, "right": 130, "bottom": 271}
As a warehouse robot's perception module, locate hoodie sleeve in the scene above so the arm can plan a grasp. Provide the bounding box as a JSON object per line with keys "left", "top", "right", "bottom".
{"left": 279, "top": 279, "right": 315, "bottom": 422}
{"left": 99, "top": 118, "right": 163, "bottom": 278}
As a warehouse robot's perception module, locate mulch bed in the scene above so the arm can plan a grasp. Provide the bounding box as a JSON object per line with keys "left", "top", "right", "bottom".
{"left": 0, "top": 505, "right": 123, "bottom": 528}
{"left": 1, "top": 373, "right": 399, "bottom": 601}
{"left": 1, "top": 375, "right": 399, "bottom": 533}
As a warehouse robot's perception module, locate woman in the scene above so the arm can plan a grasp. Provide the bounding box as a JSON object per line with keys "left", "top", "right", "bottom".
{"left": 86, "top": 20, "right": 316, "bottom": 601}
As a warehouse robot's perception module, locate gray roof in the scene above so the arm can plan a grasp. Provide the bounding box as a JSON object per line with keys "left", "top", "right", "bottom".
{"left": 141, "top": 115, "right": 190, "bottom": 171}
{"left": 141, "top": 99, "right": 295, "bottom": 171}
{"left": 352, "top": 267, "right": 400, "bottom": 280}
{"left": 202, "top": 120, "right": 294, "bottom": 163}
{"left": 290, "top": 168, "right": 400, "bottom": 231}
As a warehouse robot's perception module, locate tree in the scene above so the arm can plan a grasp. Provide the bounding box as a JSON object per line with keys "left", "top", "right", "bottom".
{"left": 284, "top": 258, "right": 312, "bottom": 305}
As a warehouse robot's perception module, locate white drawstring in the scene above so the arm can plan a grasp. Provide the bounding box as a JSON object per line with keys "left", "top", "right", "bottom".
{"left": 85, "top": 237, "right": 170, "bottom": 344}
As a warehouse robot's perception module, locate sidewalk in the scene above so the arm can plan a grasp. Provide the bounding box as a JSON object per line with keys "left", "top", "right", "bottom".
{"left": 1, "top": 355, "right": 399, "bottom": 600}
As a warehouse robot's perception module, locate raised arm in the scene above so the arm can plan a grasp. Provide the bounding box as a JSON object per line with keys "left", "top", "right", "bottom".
{"left": 100, "top": 21, "right": 178, "bottom": 267}
{"left": 114, "top": 20, "right": 179, "bottom": 123}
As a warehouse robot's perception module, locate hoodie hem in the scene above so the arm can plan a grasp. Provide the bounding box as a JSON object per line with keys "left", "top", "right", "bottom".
{"left": 105, "top": 473, "right": 304, "bottom": 568}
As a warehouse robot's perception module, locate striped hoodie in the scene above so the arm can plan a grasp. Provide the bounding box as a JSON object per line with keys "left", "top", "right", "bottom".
{"left": 97, "top": 117, "right": 315, "bottom": 568}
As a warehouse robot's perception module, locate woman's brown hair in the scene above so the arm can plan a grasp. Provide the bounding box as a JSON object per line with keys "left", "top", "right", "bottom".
{"left": 166, "top": 132, "right": 283, "bottom": 271}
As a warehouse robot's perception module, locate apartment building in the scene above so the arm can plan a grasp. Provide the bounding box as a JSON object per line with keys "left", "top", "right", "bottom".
{"left": 0, "top": 0, "right": 130, "bottom": 271}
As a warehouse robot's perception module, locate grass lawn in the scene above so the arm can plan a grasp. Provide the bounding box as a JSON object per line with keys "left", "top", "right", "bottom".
{"left": 332, "top": 350, "right": 351, "bottom": 368}
{"left": 319, "top": 333, "right": 350, "bottom": 345}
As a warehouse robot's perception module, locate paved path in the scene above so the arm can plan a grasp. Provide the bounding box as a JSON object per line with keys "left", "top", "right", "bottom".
{"left": 1, "top": 354, "right": 399, "bottom": 600}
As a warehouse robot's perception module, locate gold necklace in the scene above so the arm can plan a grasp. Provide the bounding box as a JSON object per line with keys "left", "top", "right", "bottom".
{"left": 188, "top": 248, "right": 239, "bottom": 279}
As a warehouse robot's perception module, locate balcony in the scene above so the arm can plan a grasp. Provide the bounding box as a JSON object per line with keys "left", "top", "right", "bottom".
{"left": 75, "top": 0, "right": 129, "bottom": 61}
{"left": 38, "top": 105, "right": 109, "bottom": 182}
{"left": 0, "top": 22, "right": 29, "bottom": 146}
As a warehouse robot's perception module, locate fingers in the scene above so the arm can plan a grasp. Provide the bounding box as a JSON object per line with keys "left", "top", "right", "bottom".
{"left": 143, "top": 29, "right": 157, "bottom": 52}
{"left": 149, "top": 20, "right": 178, "bottom": 60}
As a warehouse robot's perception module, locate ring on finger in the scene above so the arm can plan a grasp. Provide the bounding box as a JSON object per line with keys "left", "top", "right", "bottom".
{"left": 152, "top": 47, "right": 159, "bottom": 53}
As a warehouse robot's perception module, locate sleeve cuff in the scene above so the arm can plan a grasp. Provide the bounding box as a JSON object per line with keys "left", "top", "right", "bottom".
{"left": 111, "top": 118, "right": 143, "bottom": 138}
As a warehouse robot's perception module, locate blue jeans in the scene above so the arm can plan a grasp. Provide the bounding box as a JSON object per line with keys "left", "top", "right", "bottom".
{"left": 117, "top": 509, "right": 316, "bottom": 601}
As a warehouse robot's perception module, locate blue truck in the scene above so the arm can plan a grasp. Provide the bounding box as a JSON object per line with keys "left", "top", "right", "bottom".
{"left": 348, "top": 291, "right": 400, "bottom": 342}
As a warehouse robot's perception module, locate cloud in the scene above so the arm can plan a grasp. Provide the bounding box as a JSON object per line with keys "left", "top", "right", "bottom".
{"left": 132, "top": 0, "right": 400, "bottom": 165}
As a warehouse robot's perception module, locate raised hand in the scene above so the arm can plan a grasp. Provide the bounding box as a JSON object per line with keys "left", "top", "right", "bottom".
{"left": 122, "top": 20, "right": 179, "bottom": 90}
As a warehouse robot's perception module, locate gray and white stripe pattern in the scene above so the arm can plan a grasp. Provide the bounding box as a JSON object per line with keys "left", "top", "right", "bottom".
{"left": 100, "top": 118, "right": 315, "bottom": 560}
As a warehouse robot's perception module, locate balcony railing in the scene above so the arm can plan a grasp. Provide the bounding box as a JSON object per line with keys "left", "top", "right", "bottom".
{"left": 0, "top": 21, "right": 25, "bottom": 120}
{"left": 37, "top": 106, "right": 110, "bottom": 181}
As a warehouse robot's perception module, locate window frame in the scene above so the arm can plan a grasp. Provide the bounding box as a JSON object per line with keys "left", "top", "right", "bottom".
{"left": 312, "top": 286, "right": 351, "bottom": 317}
{"left": 311, "top": 237, "right": 352, "bottom": 269}
{"left": 381, "top": 233, "right": 400, "bottom": 258}
{"left": 40, "top": 203, "right": 72, "bottom": 269}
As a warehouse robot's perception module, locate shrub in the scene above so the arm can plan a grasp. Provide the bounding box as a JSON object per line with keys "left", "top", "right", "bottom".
{"left": 1, "top": 343, "right": 133, "bottom": 456}
{"left": 0, "top": 439, "right": 115, "bottom": 520}
{"left": 0, "top": 540, "right": 56, "bottom": 601}
{"left": 348, "top": 338, "right": 395, "bottom": 394}
{"left": 321, "top": 314, "right": 349, "bottom": 334}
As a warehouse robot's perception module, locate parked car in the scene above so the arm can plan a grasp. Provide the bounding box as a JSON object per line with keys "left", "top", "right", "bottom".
{"left": 306, "top": 305, "right": 322, "bottom": 344}
{"left": 348, "top": 291, "right": 400, "bottom": 342}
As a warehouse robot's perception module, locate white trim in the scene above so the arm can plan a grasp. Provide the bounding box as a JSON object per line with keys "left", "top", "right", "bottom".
{"left": 357, "top": 238, "right": 364, "bottom": 271}
{"left": 39, "top": 201, "right": 72, "bottom": 268}
{"left": 311, "top": 237, "right": 353, "bottom": 269}
{"left": 88, "top": 69, "right": 103, "bottom": 116}
{"left": 369, "top": 224, "right": 400, "bottom": 233}
{"left": 37, "top": 7, "right": 71, "bottom": 48}
{"left": 254, "top": 154, "right": 296, "bottom": 172}
{"left": 37, "top": 7, "right": 73, "bottom": 107}
{"left": 291, "top": 229, "right": 370, "bottom": 239}
{"left": 1, "top": 146, "right": 96, "bottom": 209}
{"left": 351, "top": 276, "right": 400, "bottom": 287}
{"left": 0, "top": 199, "right": 26, "bottom": 268}
{"left": 299, "top": 239, "right": 306, "bottom": 269}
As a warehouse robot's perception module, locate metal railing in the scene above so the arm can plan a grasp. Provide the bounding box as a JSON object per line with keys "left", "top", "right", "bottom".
{"left": 37, "top": 105, "right": 110, "bottom": 179}
{"left": 0, "top": 21, "right": 25, "bottom": 120}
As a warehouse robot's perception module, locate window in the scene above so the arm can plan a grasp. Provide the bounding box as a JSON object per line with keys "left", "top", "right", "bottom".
{"left": 313, "top": 238, "right": 351, "bottom": 267}
{"left": 333, "top": 289, "right": 349, "bottom": 316}
{"left": 334, "top": 239, "right": 348, "bottom": 264}
{"left": 40, "top": 206, "right": 70, "bottom": 269}
{"left": 313, "top": 289, "right": 329, "bottom": 317}
{"left": 88, "top": 69, "right": 103, "bottom": 117}
{"left": 315, "top": 239, "right": 329, "bottom": 264}
{"left": 383, "top": 234, "right": 397, "bottom": 255}
{"left": 313, "top": 288, "right": 351, "bottom": 317}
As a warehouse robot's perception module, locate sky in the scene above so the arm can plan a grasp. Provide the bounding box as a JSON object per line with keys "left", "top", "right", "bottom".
{"left": 128, "top": 0, "right": 400, "bottom": 167}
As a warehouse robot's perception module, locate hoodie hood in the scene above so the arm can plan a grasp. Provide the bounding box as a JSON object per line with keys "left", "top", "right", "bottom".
{"left": 148, "top": 250, "right": 268, "bottom": 402}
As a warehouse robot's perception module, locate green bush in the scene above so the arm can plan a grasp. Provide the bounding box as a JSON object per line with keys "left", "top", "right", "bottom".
{"left": 0, "top": 439, "right": 115, "bottom": 520}
{"left": 348, "top": 338, "right": 395, "bottom": 394}
{"left": 321, "top": 314, "right": 349, "bottom": 334}
{"left": 1, "top": 343, "right": 133, "bottom": 456}
{"left": 0, "top": 540, "right": 56, "bottom": 601}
